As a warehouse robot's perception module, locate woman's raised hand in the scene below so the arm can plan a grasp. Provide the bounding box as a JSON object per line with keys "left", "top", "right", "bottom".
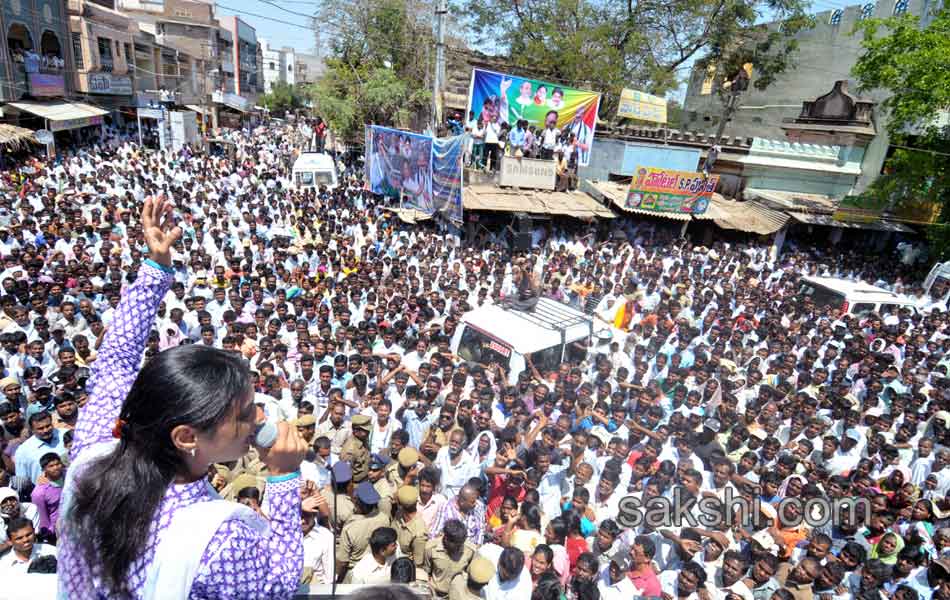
{"left": 142, "top": 195, "right": 182, "bottom": 267}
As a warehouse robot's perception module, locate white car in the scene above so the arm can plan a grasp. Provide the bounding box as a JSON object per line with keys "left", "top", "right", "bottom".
{"left": 798, "top": 276, "right": 918, "bottom": 318}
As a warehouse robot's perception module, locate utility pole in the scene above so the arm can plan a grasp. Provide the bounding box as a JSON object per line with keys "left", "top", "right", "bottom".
{"left": 433, "top": 0, "right": 447, "bottom": 131}
{"left": 704, "top": 66, "right": 749, "bottom": 176}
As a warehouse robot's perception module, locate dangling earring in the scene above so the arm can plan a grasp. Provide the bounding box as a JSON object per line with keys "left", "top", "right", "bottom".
{"left": 190, "top": 448, "right": 197, "bottom": 457}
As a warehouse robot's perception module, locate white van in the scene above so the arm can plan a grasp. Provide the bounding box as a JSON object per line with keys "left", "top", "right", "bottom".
{"left": 450, "top": 297, "right": 609, "bottom": 385}
{"left": 797, "top": 276, "right": 918, "bottom": 318}
{"left": 924, "top": 262, "right": 950, "bottom": 300}
{"left": 292, "top": 152, "right": 338, "bottom": 191}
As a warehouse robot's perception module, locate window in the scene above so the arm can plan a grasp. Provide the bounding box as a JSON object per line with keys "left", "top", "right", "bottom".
{"left": 71, "top": 32, "right": 84, "bottom": 70}
{"left": 851, "top": 303, "right": 876, "bottom": 317}
{"left": 700, "top": 65, "right": 716, "bottom": 95}
{"left": 269, "top": 61, "right": 275, "bottom": 70}
{"left": 97, "top": 37, "right": 113, "bottom": 71}
{"left": 124, "top": 42, "right": 131, "bottom": 60}
{"left": 860, "top": 3, "right": 875, "bottom": 19}
{"left": 830, "top": 9, "right": 843, "bottom": 24}
{"left": 894, "top": 0, "right": 908, "bottom": 14}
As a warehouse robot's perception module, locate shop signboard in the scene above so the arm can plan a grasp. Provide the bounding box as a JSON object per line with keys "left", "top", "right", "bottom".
{"left": 88, "top": 73, "right": 133, "bottom": 96}
{"left": 617, "top": 88, "right": 667, "bottom": 123}
{"left": 28, "top": 73, "right": 65, "bottom": 97}
{"left": 498, "top": 155, "right": 556, "bottom": 190}
{"left": 625, "top": 165, "right": 718, "bottom": 215}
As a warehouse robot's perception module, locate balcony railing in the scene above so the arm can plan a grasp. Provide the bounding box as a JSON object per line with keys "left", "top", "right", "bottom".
{"left": 100, "top": 56, "right": 114, "bottom": 72}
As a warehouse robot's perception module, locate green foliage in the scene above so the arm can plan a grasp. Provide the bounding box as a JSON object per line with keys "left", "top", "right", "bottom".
{"left": 260, "top": 82, "right": 303, "bottom": 115}
{"left": 457, "top": 0, "right": 814, "bottom": 115}
{"left": 852, "top": 8, "right": 950, "bottom": 233}
{"left": 853, "top": 8, "right": 950, "bottom": 141}
{"left": 306, "top": 0, "right": 432, "bottom": 141}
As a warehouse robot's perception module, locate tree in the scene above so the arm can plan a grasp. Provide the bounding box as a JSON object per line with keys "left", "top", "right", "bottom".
{"left": 260, "top": 82, "right": 303, "bottom": 116}
{"left": 851, "top": 8, "right": 950, "bottom": 259}
{"left": 306, "top": 0, "right": 432, "bottom": 142}
{"left": 456, "top": 0, "right": 814, "bottom": 115}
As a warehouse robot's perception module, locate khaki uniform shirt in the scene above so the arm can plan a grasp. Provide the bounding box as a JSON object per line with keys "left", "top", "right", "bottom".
{"left": 336, "top": 509, "right": 392, "bottom": 570}
{"left": 374, "top": 476, "right": 397, "bottom": 518}
{"left": 421, "top": 538, "right": 476, "bottom": 597}
{"left": 392, "top": 511, "right": 429, "bottom": 567}
{"left": 448, "top": 573, "right": 483, "bottom": 600}
{"left": 339, "top": 436, "right": 370, "bottom": 482}
{"left": 320, "top": 485, "right": 355, "bottom": 533}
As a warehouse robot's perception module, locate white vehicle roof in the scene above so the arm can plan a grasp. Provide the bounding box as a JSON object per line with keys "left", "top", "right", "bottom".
{"left": 292, "top": 152, "right": 335, "bottom": 171}
{"left": 460, "top": 297, "right": 605, "bottom": 355}
{"left": 802, "top": 276, "right": 915, "bottom": 304}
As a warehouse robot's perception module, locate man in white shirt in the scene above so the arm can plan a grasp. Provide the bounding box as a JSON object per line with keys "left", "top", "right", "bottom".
{"left": 598, "top": 555, "right": 640, "bottom": 600}
{"left": 0, "top": 518, "right": 56, "bottom": 578}
{"left": 302, "top": 510, "right": 335, "bottom": 585}
{"left": 347, "top": 526, "right": 399, "bottom": 584}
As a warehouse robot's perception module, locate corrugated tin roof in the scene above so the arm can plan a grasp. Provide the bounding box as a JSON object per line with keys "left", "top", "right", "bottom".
{"left": 6, "top": 101, "right": 108, "bottom": 121}
{"left": 744, "top": 188, "right": 839, "bottom": 214}
{"left": 788, "top": 211, "right": 914, "bottom": 233}
{"left": 695, "top": 196, "right": 790, "bottom": 235}
{"left": 463, "top": 185, "right": 615, "bottom": 219}
{"left": 583, "top": 180, "right": 692, "bottom": 221}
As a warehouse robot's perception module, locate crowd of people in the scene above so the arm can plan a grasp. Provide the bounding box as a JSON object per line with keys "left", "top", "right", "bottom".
{"left": 0, "top": 118, "right": 949, "bottom": 600}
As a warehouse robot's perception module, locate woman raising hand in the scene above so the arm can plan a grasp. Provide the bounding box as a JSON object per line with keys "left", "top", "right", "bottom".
{"left": 59, "top": 196, "right": 309, "bottom": 599}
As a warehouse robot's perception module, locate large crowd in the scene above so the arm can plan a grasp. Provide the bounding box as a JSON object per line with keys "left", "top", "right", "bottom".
{"left": 0, "top": 119, "right": 949, "bottom": 600}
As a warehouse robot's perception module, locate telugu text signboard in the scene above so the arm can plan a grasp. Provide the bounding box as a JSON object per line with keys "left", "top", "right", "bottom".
{"left": 625, "top": 166, "right": 718, "bottom": 215}
{"left": 617, "top": 89, "right": 667, "bottom": 124}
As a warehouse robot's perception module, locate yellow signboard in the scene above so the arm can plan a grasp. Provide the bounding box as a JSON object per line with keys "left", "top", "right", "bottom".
{"left": 617, "top": 89, "right": 668, "bottom": 124}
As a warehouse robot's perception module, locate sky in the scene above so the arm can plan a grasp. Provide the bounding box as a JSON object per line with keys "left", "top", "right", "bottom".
{"left": 215, "top": 0, "right": 319, "bottom": 55}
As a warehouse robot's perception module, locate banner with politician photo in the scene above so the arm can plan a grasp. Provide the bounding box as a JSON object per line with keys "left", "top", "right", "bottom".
{"left": 466, "top": 68, "right": 601, "bottom": 166}
{"left": 365, "top": 125, "right": 434, "bottom": 212}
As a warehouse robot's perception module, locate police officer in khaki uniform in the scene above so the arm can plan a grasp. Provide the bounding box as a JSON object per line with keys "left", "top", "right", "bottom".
{"left": 386, "top": 447, "right": 421, "bottom": 488}
{"left": 421, "top": 519, "right": 476, "bottom": 598}
{"left": 336, "top": 481, "right": 391, "bottom": 582}
{"left": 319, "top": 461, "right": 355, "bottom": 534}
{"left": 448, "top": 556, "right": 494, "bottom": 600}
{"left": 368, "top": 452, "right": 396, "bottom": 517}
{"left": 391, "top": 485, "right": 428, "bottom": 568}
{"left": 340, "top": 414, "right": 371, "bottom": 482}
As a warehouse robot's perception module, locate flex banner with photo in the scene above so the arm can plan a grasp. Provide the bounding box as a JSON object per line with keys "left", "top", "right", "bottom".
{"left": 432, "top": 133, "right": 467, "bottom": 224}
{"left": 626, "top": 166, "right": 718, "bottom": 215}
{"left": 466, "top": 68, "right": 601, "bottom": 166}
{"left": 365, "top": 125, "right": 464, "bottom": 222}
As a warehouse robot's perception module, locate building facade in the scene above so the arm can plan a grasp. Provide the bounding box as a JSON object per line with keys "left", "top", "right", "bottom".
{"left": 0, "top": 0, "right": 74, "bottom": 102}
{"left": 260, "top": 38, "right": 296, "bottom": 93}
{"left": 68, "top": 0, "right": 136, "bottom": 110}
{"left": 681, "top": 0, "right": 933, "bottom": 192}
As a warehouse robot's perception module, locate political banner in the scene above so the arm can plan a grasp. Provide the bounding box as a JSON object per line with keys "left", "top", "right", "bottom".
{"left": 365, "top": 125, "right": 465, "bottom": 222}
{"left": 626, "top": 166, "right": 718, "bottom": 215}
{"left": 432, "top": 133, "right": 466, "bottom": 224}
{"left": 365, "top": 126, "right": 434, "bottom": 212}
{"left": 466, "top": 68, "right": 601, "bottom": 166}
{"left": 617, "top": 89, "right": 667, "bottom": 124}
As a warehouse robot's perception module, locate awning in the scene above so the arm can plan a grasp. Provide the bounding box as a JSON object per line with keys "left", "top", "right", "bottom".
{"left": 583, "top": 179, "right": 691, "bottom": 221}
{"left": 394, "top": 208, "right": 433, "bottom": 224}
{"left": 464, "top": 185, "right": 615, "bottom": 219}
{"left": 744, "top": 188, "right": 839, "bottom": 214}
{"left": 6, "top": 101, "right": 108, "bottom": 132}
{"left": 788, "top": 211, "right": 915, "bottom": 233}
{"left": 695, "top": 195, "right": 790, "bottom": 235}
{"left": 185, "top": 104, "right": 210, "bottom": 115}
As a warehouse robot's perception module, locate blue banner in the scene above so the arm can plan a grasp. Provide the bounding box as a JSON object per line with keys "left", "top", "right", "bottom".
{"left": 365, "top": 126, "right": 434, "bottom": 211}
{"left": 432, "top": 134, "right": 466, "bottom": 224}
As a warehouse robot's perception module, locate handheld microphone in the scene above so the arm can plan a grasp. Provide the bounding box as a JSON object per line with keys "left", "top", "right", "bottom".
{"left": 254, "top": 404, "right": 279, "bottom": 448}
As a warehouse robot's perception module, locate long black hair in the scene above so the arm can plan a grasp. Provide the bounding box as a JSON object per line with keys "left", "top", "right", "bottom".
{"left": 67, "top": 345, "right": 251, "bottom": 597}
